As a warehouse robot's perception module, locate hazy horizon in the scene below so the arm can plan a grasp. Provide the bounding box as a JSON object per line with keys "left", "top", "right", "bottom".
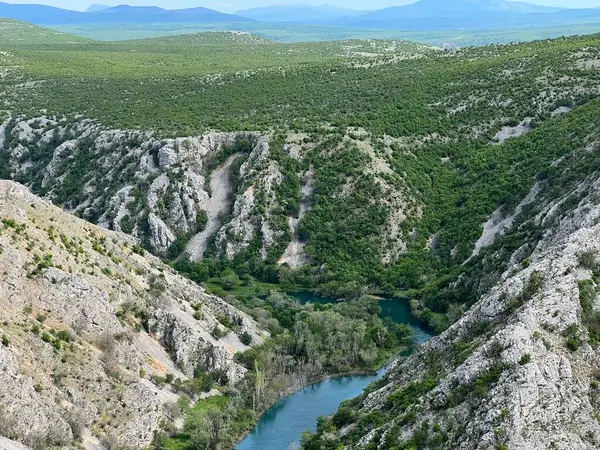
{"left": 1, "top": 0, "right": 598, "bottom": 14}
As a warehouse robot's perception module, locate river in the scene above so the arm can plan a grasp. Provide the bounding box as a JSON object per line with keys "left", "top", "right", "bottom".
{"left": 236, "top": 293, "right": 432, "bottom": 450}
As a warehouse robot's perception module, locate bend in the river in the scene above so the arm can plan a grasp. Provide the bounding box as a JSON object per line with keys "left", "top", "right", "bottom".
{"left": 237, "top": 294, "right": 432, "bottom": 450}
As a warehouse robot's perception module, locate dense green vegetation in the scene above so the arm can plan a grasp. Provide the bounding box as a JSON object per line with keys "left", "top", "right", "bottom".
{"left": 411, "top": 97, "right": 600, "bottom": 326}
{"left": 154, "top": 292, "right": 413, "bottom": 449}
{"left": 4, "top": 16, "right": 600, "bottom": 450}
{"left": 3, "top": 29, "right": 596, "bottom": 136}
{"left": 4, "top": 20, "right": 600, "bottom": 330}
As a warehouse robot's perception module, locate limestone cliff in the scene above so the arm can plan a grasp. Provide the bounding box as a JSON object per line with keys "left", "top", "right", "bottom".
{"left": 0, "top": 117, "right": 277, "bottom": 257}
{"left": 0, "top": 180, "right": 267, "bottom": 449}
{"left": 0, "top": 117, "right": 414, "bottom": 271}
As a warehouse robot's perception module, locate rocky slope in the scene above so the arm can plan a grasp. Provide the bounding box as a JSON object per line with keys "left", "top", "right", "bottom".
{"left": 0, "top": 117, "right": 283, "bottom": 258}
{"left": 304, "top": 103, "right": 600, "bottom": 449}
{"left": 0, "top": 117, "right": 414, "bottom": 272}
{"left": 0, "top": 180, "right": 266, "bottom": 449}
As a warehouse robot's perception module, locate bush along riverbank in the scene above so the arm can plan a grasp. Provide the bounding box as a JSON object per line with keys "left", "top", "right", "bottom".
{"left": 153, "top": 293, "right": 415, "bottom": 450}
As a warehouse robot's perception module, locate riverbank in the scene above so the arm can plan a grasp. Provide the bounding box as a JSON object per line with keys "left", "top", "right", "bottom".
{"left": 160, "top": 292, "right": 428, "bottom": 450}
{"left": 234, "top": 296, "right": 434, "bottom": 448}
{"left": 235, "top": 356, "right": 398, "bottom": 449}
{"left": 160, "top": 353, "right": 399, "bottom": 450}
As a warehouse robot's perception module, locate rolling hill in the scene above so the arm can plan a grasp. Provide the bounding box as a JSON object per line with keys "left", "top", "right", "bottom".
{"left": 0, "top": 1, "right": 82, "bottom": 24}
{"left": 0, "top": 17, "right": 92, "bottom": 43}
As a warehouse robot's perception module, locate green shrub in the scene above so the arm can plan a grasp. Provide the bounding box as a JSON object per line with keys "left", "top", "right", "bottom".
{"left": 196, "top": 210, "right": 209, "bottom": 233}
{"left": 55, "top": 330, "right": 73, "bottom": 342}
{"left": 472, "top": 363, "right": 508, "bottom": 399}
{"left": 167, "top": 235, "right": 189, "bottom": 260}
{"left": 518, "top": 353, "right": 531, "bottom": 365}
{"left": 211, "top": 326, "right": 227, "bottom": 339}
{"left": 120, "top": 215, "right": 134, "bottom": 234}
{"left": 521, "top": 272, "right": 544, "bottom": 302}
{"left": 217, "top": 315, "right": 233, "bottom": 329}
{"left": 132, "top": 244, "right": 145, "bottom": 256}
{"left": 578, "top": 280, "right": 600, "bottom": 346}
{"left": 239, "top": 332, "right": 252, "bottom": 346}
{"left": 578, "top": 251, "right": 599, "bottom": 272}
{"left": 332, "top": 406, "right": 355, "bottom": 428}
{"left": 174, "top": 369, "right": 214, "bottom": 396}
{"left": 563, "top": 324, "right": 583, "bottom": 352}
{"left": 1, "top": 218, "right": 17, "bottom": 229}
{"left": 220, "top": 274, "right": 241, "bottom": 291}
{"left": 579, "top": 280, "right": 596, "bottom": 314}
{"left": 29, "top": 254, "right": 54, "bottom": 277}
{"left": 566, "top": 337, "right": 580, "bottom": 352}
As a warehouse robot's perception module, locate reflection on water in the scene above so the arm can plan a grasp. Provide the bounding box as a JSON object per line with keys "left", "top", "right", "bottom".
{"left": 237, "top": 372, "right": 387, "bottom": 450}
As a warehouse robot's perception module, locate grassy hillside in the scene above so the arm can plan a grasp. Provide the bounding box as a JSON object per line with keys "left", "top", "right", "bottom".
{"left": 3, "top": 19, "right": 600, "bottom": 331}
{"left": 0, "top": 18, "right": 91, "bottom": 44}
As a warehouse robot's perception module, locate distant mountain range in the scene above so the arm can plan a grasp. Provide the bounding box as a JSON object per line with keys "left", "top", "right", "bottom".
{"left": 334, "top": 0, "right": 600, "bottom": 31}
{"left": 85, "top": 4, "right": 111, "bottom": 13}
{"left": 356, "top": 0, "right": 560, "bottom": 22}
{"left": 0, "top": 0, "right": 600, "bottom": 31}
{"left": 235, "top": 4, "right": 369, "bottom": 23}
{"left": 0, "top": 2, "right": 255, "bottom": 25}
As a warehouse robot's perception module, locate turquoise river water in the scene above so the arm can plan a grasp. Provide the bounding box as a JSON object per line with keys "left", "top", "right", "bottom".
{"left": 236, "top": 293, "right": 432, "bottom": 450}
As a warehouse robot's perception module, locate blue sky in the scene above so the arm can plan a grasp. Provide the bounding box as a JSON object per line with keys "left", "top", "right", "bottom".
{"left": 3, "top": 0, "right": 598, "bottom": 13}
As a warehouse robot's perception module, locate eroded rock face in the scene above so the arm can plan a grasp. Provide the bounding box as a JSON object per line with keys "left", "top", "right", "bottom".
{"left": 0, "top": 117, "right": 418, "bottom": 270}
{"left": 215, "top": 136, "right": 289, "bottom": 260}
{"left": 0, "top": 346, "right": 73, "bottom": 447}
{"left": 147, "top": 212, "right": 176, "bottom": 253}
{"left": 0, "top": 117, "right": 266, "bottom": 256}
{"left": 0, "top": 180, "right": 267, "bottom": 449}
{"left": 338, "top": 163, "right": 600, "bottom": 449}
{"left": 278, "top": 166, "right": 314, "bottom": 268}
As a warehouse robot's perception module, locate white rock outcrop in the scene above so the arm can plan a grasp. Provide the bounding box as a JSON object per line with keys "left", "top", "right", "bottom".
{"left": 0, "top": 180, "right": 267, "bottom": 449}
{"left": 0, "top": 118, "right": 271, "bottom": 256}
{"left": 345, "top": 164, "right": 600, "bottom": 449}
